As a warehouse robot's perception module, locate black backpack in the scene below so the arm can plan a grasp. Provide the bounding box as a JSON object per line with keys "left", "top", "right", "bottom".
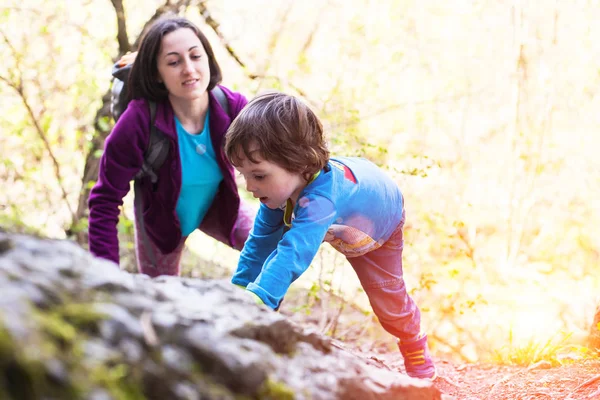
{"left": 110, "top": 62, "right": 230, "bottom": 186}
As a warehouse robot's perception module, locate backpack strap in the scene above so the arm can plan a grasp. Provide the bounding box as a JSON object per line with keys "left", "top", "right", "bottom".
{"left": 211, "top": 86, "right": 230, "bottom": 117}
{"left": 132, "top": 101, "right": 166, "bottom": 264}
{"left": 133, "top": 101, "right": 170, "bottom": 187}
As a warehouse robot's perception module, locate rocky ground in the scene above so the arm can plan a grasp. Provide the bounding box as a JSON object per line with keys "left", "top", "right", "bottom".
{"left": 2, "top": 230, "right": 598, "bottom": 400}
{"left": 0, "top": 231, "right": 441, "bottom": 399}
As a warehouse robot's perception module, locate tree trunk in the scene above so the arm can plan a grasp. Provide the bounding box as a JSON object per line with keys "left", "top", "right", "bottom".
{"left": 69, "top": 0, "right": 194, "bottom": 245}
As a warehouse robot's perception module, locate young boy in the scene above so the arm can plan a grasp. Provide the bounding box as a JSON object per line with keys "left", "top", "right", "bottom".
{"left": 224, "top": 92, "right": 436, "bottom": 380}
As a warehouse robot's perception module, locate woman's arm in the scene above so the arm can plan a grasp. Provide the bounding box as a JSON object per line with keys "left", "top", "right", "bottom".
{"left": 88, "top": 101, "right": 150, "bottom": 265}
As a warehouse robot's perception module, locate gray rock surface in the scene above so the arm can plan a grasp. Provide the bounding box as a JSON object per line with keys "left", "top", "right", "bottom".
{"left": 0, "top": 232, "right": 442, "bottom": 399}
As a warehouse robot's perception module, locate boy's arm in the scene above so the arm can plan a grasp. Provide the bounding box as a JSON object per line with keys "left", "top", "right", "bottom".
{"left": 246, "top": 195, "right": 337, "bottom": 309}
{"left": 232, "top": 203, "right": 285, "bottom": 287}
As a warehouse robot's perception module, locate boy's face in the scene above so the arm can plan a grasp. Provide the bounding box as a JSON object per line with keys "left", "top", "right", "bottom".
{"left": 235, "top": 149, "right": 306, "bottom": 210}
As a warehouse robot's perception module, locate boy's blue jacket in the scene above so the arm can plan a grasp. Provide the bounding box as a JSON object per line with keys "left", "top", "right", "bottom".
{"left": 232, "top": 157, "right": 405, "bottom": 309}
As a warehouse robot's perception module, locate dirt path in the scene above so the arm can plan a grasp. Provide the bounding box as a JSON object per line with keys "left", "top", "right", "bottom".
{"left": 363, "top": 350, "right": 600, "bottom": 399}
{"left": 432, "top": 358, "right": 600, "bottom": 400}
{"left": 282, "top": 295, "right": 600, "bottom": 399}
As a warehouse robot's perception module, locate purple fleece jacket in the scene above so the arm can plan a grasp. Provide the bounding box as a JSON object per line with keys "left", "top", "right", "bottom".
{"left": 88, "top": 85, "right": 247, "bottom": 265}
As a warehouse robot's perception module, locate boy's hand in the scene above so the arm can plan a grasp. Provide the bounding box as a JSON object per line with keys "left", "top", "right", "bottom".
{"left": 246, "top": 290, "right": 264, "bottom": 306}
{"left": 232, "top": 283, "right": 264, "bottom": 305}
{"left": 117, "top": 52, "right": 138, "bottom": 67}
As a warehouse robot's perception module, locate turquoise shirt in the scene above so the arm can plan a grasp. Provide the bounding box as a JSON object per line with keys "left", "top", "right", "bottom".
{"left": 232, "top": 157, "right": 404, "bottom": 309}
{"left": 175, "top": 113, "right": 223, "bottom": 236}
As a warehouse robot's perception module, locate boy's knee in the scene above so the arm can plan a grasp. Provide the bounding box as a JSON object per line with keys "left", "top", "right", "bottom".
{"left": 362, "top": 277, "right": 406, "bottom": 291}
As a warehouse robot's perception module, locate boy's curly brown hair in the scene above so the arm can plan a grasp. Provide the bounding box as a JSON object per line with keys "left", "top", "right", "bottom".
{"left": 224, "top": 92, "right": 330, "bottom": 182}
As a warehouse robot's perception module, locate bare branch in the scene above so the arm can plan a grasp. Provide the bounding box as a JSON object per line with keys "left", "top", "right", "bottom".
{"left": 2, "top": 79, "right": 77, "bottom": 223}
{"left": 70, "top": 0, "right": 199, "bottom": 243}
{"left": 247, "top": 73, "right": 312, "bottom": 102}
{"left": 253, "top": 1, "right": 294, "bottom": 93}
{"left": 195, "top": 2, "right": 316, "bottom": 103}
{"left": 0, "top": 6, "right": 40, "bottom": 13}
{"left": 0, "top": 30, "right": 76, "bottom": 223}
{"left": 110, "top": 0, "right": 130, "bottom": 55}
{"left": 0, "top": 30, "right": 22, "bottom": 92}
{"left": 0, "top": 75, "right": 16, "bottom": 90}
{"left": 131, "top": 0, "right": 194, "bottom": 50}
{"left": 197, "top": 0, "right": 246, "bottom": 68}
{"left": 328, "top": 87, "right": 491, "bottom": 132}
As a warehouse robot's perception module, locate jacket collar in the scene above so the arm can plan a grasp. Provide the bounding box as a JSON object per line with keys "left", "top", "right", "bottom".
{"left": 153, "top": 99, "right": 176, "bottom": 139}
{"left": 153, "top": 89, "right": 231, "bottom": 140}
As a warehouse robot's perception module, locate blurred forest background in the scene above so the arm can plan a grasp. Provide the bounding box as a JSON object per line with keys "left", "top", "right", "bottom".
{"left": 1, "top": 0, "right": 600, "bottom": 365}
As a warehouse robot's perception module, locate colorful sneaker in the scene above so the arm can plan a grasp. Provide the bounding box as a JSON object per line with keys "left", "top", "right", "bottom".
{"left": 398, "top": 334, "right": 437, "bottom": 380}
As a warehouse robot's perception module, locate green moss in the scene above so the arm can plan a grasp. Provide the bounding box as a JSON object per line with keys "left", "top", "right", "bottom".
{"left": 7, "top": 304, "right": 108, "bottom": 398}
{"left": 2, "top": 299, "right": 134, "bottom": 399}
{"left": 56, "top": 303, "right": 107, "bottom": 331}
{"left": 0, "top": 321, "right": 13, "bottom": 361}
{"left": 34, "top": 311, "right": 77, "bottom": 344}
{"left": 90, "top": 364, "right": 145, "bottom": 400}
{"left": 31, "top": 302, "right": 107, "bottom": 348}
{"left": 2, "top": 301, "right": 280, "bottom": 400}
{"left": 0, "top": 322, "right": 16, "bottom": 399}
{"left": 30, "top": 303, "right": 144, "bottom": 399}
{"left": 187, "top": 362, "right": 243, "bottom": 398}
{"left": 258, "top": 378, "right": 295, "bottom": 399}
{"left": 0, "top": 318, "right": 80, "bottom": 399}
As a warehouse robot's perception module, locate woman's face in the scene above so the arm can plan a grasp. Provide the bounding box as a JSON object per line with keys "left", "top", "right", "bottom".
{"left": 156, "top": 28, "right": 210, "bottom": 102}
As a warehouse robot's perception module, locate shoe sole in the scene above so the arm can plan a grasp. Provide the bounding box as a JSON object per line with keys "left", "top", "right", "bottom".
{"left": 408, "top": 367, "right": 437, "bottom": 381}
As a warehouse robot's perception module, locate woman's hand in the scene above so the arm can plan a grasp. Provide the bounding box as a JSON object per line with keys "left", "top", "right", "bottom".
{"left": 117, "top": 52, "right": 138, "bottom": 67}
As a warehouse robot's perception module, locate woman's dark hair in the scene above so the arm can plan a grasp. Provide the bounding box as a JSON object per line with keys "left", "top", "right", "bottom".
{"left": 129, "top": 17, "right": 222, "bottom": 101}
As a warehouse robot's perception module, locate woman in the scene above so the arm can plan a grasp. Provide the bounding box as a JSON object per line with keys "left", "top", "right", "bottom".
{"left": 88, "top": 17, "right": 254, "bottom": 277}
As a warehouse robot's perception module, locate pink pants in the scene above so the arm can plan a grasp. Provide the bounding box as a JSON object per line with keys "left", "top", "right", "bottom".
{"left": 133, "top": 201, "right": 255, "bottom": 277}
